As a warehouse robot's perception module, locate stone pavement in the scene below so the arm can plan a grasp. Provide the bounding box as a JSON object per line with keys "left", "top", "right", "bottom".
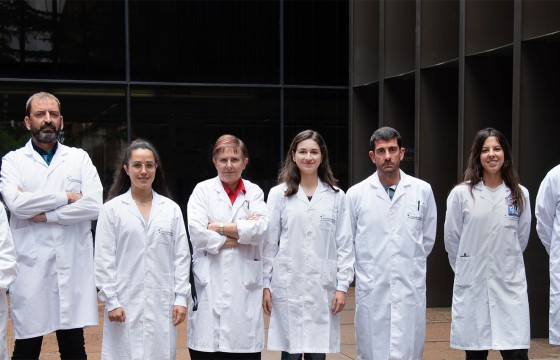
{"left": 6, "top": 288, "right": 560, "bottom": 359}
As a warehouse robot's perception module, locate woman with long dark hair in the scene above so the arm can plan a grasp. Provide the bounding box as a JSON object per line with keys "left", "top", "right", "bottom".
{"left": 263, "top": 130, "right": 354, "bottom": 360}
{"left": 95, "top": 139, "right": 190, "bottom": 360}
{"left": 444, "top": 128, "right": 531, "bottom": 360}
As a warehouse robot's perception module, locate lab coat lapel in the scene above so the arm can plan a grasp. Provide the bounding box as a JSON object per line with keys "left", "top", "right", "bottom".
{"left": 296, "top": 186, "right": 311, "bottom": 205}
{"left": 212, "top": 176, "right": 233, "bottom": 209}
{"left": 371, "top": 172, "right": 391, "bottom": 204}
{"left": 46, "top": 143, "right": 68, "bottom": 175}
{"left": 23, "top": 140, "right": 50, "bottom": 169}
{"left": 148, "top": 191, "right": 165, "bottom": 225}
{"left": 123, "top": 190, "right": 146, "bottom": 223}
{"left": 391, "top": 170, "right": 409, "bottom": 203}
{"left": 308, "top": 181, "right": 328, "bottom": 207}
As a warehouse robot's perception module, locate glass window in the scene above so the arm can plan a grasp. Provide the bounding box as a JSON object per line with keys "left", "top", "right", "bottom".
{"left": 130, "top": 86, "right": 280, "bottom": 203}
{"left": 284, "top": 0, "right": 349, "bottom": 86}
{"left": 129, "top": 1, "right": 280, "bottom": 84}
{"left": 0, "top": 84, "right": 127, "bottom": 195}
{"left": 284, "top": 89, "right": 349, "bottom": 190}
{"left": 0, "top": 0, "right": 125, "bottom": 80}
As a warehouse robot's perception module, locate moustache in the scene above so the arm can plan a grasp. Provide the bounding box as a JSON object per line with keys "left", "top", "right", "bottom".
{"left": 41, "top": 124, "right": 57, "bottom": 131}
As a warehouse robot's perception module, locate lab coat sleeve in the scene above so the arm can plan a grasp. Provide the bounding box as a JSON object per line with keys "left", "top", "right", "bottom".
{"left": 444, "top": 187, "right": 463, "bottom": 273}
{"left": 94, "top": 205, "right": 122, "bottom": 311}
{"left": 518, "top": 187, "right": 531, "bottom": 252}
{"left": 46, "top": 151, "right": 103, "bottom": 225}
{"left": 236, "top": 186, "right": 269, "bottom": 246}
{"left": 173, "top": 206, "right": 191, "bottom": 307}
{"left": 536, "top": 172, "right": 558, "bottom": 254}
{"left": 334, "top": 192, "right": 355, "bottom": 292}
{"left": 0, "top": 153, "right": 68, "bottom": 218}
{"left": 263, "top": 187, "right": 282, "bottom": 289}
{"left": 0, "top": 206, "right": 17, "bottom": 291}
{"left": 422, "top": 187, "right": 438, "bottom": 257}
{"left": 187, "top": 183, "right": 226, "bottom": 254}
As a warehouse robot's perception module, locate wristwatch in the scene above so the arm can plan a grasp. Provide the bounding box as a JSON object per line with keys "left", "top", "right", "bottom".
{"left": 219, "top": 223, "right": 224, "bottom": 236}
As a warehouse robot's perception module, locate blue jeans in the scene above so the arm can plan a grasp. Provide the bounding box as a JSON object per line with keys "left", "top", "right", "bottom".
{"left": 281, "top": 351, "right": 326, "bottom": 360}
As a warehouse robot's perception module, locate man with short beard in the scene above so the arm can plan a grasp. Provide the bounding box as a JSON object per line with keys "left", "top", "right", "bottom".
{"left": 346, "top": 127, "right": 437, "bottom": 360}
{"left": 0, "top": 92, "right": 103, "bottom": 359}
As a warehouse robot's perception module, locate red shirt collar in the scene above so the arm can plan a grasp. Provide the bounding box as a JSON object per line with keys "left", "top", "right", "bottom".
{"left": 222, "top": 178, "right": 246, "bottom": 205}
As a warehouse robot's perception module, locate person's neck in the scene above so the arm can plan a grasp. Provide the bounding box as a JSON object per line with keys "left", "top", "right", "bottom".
{"left": 32, "top": 138, "right": 56, "bottom": 152}
{"left": 131, "top": 187, "right": 153, "bottom": 203}
{"left": 300, "top": 173, "right": 318, "bottom": 196}
{"left": 482, "top": 173, "right": 502, "bottom": 189}
{"left": 378, "top": 171, "right": 400, "bottom": 188}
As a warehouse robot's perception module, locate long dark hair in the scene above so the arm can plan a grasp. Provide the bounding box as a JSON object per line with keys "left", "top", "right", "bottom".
{"left": 278, "top": 129, "right": 339, "bottom": 197}
{"left": 106, "top": 139, "right": 172, "bottom": 201}
{"left": 464, "top": 127, "right": 525, "bottom": 213}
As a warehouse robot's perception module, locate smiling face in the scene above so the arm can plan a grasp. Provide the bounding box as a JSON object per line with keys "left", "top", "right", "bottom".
{"left": 24, "top": 96, "right": 64, "bottom": 145}
{"left": 480, "top": 136, "right": 504, "bottom": 178}
{"left": 292, "top": 139, "right": 322, "bottom": 176}
{"left": 124, "top": 148, "right": 157, "bottom": 192}
{"left": 213, "top": 146, "right": 248, "bottom": 189}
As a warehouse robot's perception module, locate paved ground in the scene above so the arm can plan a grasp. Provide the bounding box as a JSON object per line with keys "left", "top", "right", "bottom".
{"left": 6, "top": 288, "right": 560, "bottom": 359}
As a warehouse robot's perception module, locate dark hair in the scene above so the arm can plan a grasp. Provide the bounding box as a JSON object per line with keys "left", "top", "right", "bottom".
{"left": 107, "top": 139, "right": 172, "bottom": 201}
{"left": 464, "top": 127, "right": 524, "bottom": 213}
{"left": 278, "top": 129, "right": 339, "bottom": 197}
{"left": 212, "top": 134, "right": 249, "bottom": 160}
{"left": 370, "top": 126, "right": 402, "bottom": 151}
{"left": 26, "top": 92, "right": 61, "bottom": 116}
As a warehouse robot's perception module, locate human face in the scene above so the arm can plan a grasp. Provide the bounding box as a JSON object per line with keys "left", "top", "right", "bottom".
{"left": 480, "top": 136, "right": 504, "bottom": 177}
{"left": 24, "top": 96, "right": 64, "bottom": 144}
{"left": 292, "top": 139, "right": 322, "bottom": 176}
{"left": 124, "top": 149, "right": 157, "bottom": 192}
{"left": 213, "top": 147, "right": 248, "bottom": 189}
{"left": 369, "top": 138, "right": 404, "bottom": 178}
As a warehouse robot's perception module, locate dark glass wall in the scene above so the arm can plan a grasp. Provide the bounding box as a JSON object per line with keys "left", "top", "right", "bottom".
{"left": 0, "top": 0, "right": 349, "bottom": 204}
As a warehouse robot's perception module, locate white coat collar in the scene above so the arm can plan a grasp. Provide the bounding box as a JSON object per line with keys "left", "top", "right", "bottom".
{"left": 472, "top": 181, "right": 511, "bottom": 199}
{"left": 122, "top": 188, "right": 166, "bottom": 224}
{"left": 211, "top": 176, "right": 250, "bottom": 218}
{"left": 23, "top": 139, "right": 68, "bottom": 171}
{"left": 295, "top": 180, "right": 330, "bottom": 205}
{"left": 370, "top": 169, "right": 410, "bottom": 203}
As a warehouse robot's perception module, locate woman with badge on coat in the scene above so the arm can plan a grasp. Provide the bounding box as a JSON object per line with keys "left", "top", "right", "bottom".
{"left": 262, "top": 130, "right": 355, "bottom": 360}
{"left": 94, "top": 139, "right": 190, "bottom": 360}
{"left": 187, "top": 134, "right": 269, "bottom": 360}
{"left": 444, "top": 128, "right": 531, "bottom": 360}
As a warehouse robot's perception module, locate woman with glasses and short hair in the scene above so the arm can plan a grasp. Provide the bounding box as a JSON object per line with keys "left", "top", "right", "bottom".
{"left": 94, "top": 139, "right": 191, "bottom": 360}
{"left": 187, "top": 134, "right": 269, "bottom": 360}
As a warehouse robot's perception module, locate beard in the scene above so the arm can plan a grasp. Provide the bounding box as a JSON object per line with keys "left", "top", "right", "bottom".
{"left": 31, "top": 125, "right": 60, "bottom": 144}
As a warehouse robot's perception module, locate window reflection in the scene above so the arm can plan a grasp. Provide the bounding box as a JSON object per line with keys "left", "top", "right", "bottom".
{"left": 0, "top": 0, "right": 125, "bottom": 80}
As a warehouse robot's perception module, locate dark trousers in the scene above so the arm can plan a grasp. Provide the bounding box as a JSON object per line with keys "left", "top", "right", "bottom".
{"left": 281, "top": 352, "right": 326, "bottom": 360}
{"left": 188, "top": 348, "right": 261, "bottom": 360}
{"left": 12, "top": 328, "right": 86, "bottom": 360}
{"left": 465, "top": 349, "right": 529, "bottom": 360}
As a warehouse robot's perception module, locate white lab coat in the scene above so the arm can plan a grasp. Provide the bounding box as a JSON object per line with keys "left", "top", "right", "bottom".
{"left": 444, "top": 182, "right": 531, "bottom": 350}
{"left": 536, "top": 164, "right": 560, "bottom": 345}
{"left": 0, "top": 205, "right": 17, "bottom": 360}
{"left": 187, "top": 176, "right": 268, "bottom": 353}
{"left": 0, "top": 140, "right": 102, "bottom": 339}
{"left": 263, "top": 182, "right": 355, "bottom": 353}
{"left": 95, "top": 190, "right": 191, "bottom": 360}
{"left": 347, "top": 170, "right": 437, "bottom": 360}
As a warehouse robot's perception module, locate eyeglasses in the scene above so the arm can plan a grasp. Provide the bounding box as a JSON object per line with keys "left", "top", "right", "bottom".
{"left": 129, "top": 161, "right": 157, "bottom": 172}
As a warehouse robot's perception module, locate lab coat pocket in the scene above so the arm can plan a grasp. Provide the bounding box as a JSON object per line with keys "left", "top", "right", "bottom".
{"left": 505, "top": 255, "right": 526, "bottom": 285}
{"left": 192, "top": 257, "right": 210, "bottom": 288}
{"left": 406, "top": 202, "right": 423, "bottom": 237}
{"left": 156, "top": 225, "right": 174, "bottom": 246}
{"left": 63, "top": 168, "right": 83, "bottom": 193}
{"left": 321, "top": 259, "right": 337, "bottom": 290}
{"left": 243, "top": 259, "right": 263, "bottom": 290}
{"left": 11, "top": 227, "right": 37, "bottom": 266}
{"left": 454, "top": 256, "right": 475, "bottom": 286}
{"left": 271, "top": 258, "right": 291, "bottom": 300}
{"left": 318, "top": 211, "right": 337, "bottom": 232}
{"left": 411, "top": 258, "right": 426, "bottom": 289}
